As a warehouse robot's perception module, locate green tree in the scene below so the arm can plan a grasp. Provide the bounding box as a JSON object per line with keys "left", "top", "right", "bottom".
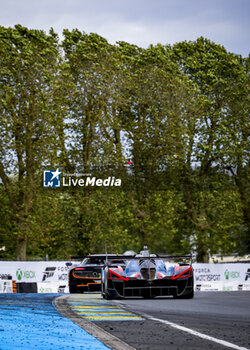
{"left": 0, "top": 25, "right": 59, "bottom": 260}
{"left": 0, "top": 27, "right": 248, "bottom": 261}
{"left": 171, "top": 38, "right": 248, "bottom": 260}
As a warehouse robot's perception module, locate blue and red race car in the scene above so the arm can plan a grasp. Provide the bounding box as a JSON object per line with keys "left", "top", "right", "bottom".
{"left": 101, "top": 247, "right": 194, "bottom": 299}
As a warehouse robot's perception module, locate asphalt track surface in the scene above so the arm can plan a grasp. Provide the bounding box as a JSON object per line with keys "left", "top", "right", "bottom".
{"left": 95, "top": 291, "right": 250, "bottom": 350}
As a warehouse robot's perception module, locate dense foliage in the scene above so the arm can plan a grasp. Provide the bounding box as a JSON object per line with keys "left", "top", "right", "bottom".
{"left": 0, "top": 25, "right": 249, "bottom": 261}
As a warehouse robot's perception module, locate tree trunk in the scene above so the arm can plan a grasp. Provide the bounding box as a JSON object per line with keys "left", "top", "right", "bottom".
{"left": 196, "top": 241, "right": 209, "bottom": 263}
{"left": 16, "top": 236, "right": 27, "bottom": 261}
{"left": 235, "top": 165, "right": 250, "bottom": 233}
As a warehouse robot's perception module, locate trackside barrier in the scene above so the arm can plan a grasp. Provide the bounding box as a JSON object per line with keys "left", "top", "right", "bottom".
{"left": 16, "top": 282, "right": 38, "bottom": 293}
{"left": 195, "top": 283, "right": 250, "bottom": 291}
{"left": 0, "top": 261, "right": 250, "bottom": 293}
{"left": 12, "top": 280, "right": 16, "bottom": 293}
{"left": 37, "top": 282, "right": 69, "bottom": 294}
{"left": 192, "top": 263, "right": 250, "bottom": 291}
{"left": 0, "top": 261, "right": 78, "bottom": 293}
{"left": 0, "top": 280, "right": 13, "bottom": 293}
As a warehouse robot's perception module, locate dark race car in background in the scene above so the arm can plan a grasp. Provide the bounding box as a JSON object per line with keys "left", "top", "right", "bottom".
{"left": 68, "top": 254, "right": 125, "bottom": 293}
{"left": 101, "top": 248, "right": 194, "bottom": 299}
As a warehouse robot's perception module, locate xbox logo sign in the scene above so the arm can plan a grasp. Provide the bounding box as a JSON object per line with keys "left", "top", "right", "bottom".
{"left": 16, "top": 268, "right": 23, "bottom": 281}
{"left": 224, "top": 269, "right": 240, "bottom": 280}
{"left": 16, "top": 268, "right": 36, "bottom": 280}
{"left": 225, "top": 270, "right": 230, "bottom": 280}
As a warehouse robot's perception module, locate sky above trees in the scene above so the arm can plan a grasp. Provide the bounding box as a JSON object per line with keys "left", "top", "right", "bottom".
{"left": 0, "top": 0, "right": 249, "bottom": 57}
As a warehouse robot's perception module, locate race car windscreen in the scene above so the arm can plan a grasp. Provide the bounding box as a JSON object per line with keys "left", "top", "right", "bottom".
{"left": 82, "top": 257, "right": 106, "bottom": 265}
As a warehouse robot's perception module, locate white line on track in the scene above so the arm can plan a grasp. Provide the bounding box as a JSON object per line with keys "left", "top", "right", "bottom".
{"left": 148, "top": 316, "right": 249, "bottom": 350}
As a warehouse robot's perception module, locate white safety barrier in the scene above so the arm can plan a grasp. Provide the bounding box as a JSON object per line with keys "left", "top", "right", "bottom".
{"left": 0, "top": 261, "right": 250, "bottom": 293}
{"left": 0, "top": 261, "right": 78, "bottom": 284}
{"left": 37, "top": 282, "right": 69, "bottom": 294}
{"left": 193, "top": 263, "right": 250, "bottom": 291}
{"left": 0, "top": 280, "right": 13, "bottom": 293}
{"left": 0, "top": 261, "right": 78, "bottom": 293}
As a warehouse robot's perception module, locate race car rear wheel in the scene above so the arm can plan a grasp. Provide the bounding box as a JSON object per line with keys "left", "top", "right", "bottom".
{"left": 173, "top": 282, "right": 194, "bottom": 299}
{"left": 173, "top": 288, "right": 194, "bottom": 299}
{"left": 103, "top": 291, "right": 111, "bottom": 299}
{"left": 102, "top": 268, "right": 111, "bottom": 299}
{"left": 184, "top": 289, "right": 194, "bottom": 299}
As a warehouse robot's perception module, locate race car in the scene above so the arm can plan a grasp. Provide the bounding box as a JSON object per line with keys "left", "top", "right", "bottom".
{"left": 68, "top": 254, "right": 125, "bottom": 293}
{"left": 101, "top": 247, "right": 194, "bottom": 299}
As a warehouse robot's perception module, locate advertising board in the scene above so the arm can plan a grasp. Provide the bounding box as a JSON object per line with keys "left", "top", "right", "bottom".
{"left": 193, "top": 263, "right": 250, "bottom": 291}
{"left": 0, "top": 261, "right": 249, "bottom": 293}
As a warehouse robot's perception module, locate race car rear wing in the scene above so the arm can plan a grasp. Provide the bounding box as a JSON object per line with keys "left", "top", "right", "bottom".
{"left": 157, "top": 254, "right": 192, "bottom": 261}
{"left": 104, "top": 254, "right": 193, "bottom": 266}
{"left": 69, "top": 253, "right": 193, "bottom": 266}
{"left": 156, "top": 255, "right": 193, "bottom": 265}
{"left": 69, "top": 254, "right": 125, "bottom": 262}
